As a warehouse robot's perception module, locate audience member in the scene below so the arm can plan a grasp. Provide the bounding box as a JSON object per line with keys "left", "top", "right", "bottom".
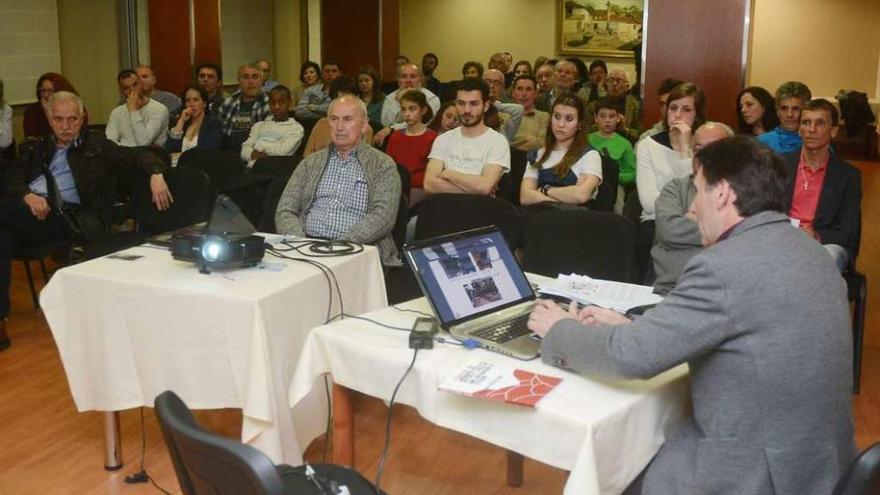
{"left": 0, "top": 79, "right": 11, "bottom": 154}
{"left": 585, "top": 60, "right": 607, "bottom": 103}
{"left": 106, "top": 69, "right": 170, "bottom": 147}
{"left": 637, "top": 83, "right": 705, "bottom": 221}
{"left": 217, "top": 62, "right": 271, "bottom": 151}
{"left": 461, "top": 61, "right": 484, "bottom": 80}
{"left": 566, "top": 57, "right": 590, "bottom": 92}
{"left": 357, "top": 66, "right": 385, "bottom": 131}
{"left": 757, "top": 81, "right": 811, "bottom": 154}
{"left": 256, "top": 58, "right": 280, "bottom": 92}
{"left": 294, "top": 60, "right": 342, "bottom": 122}
{"left": 519, "top": 93, "right": 601, "bottom": 206}
{"left": 165, "top": 84, "right": 223, "bottom": 154}
{"left": 386, "top": 90, "right": 438, "bottom": 206}
{"left": 421, "top": 52, "right": 443, "bottom": 97}
{"left": 375, "top": 64, "right": 441, "bottom": 145}
{"left": 23, "top": 73, "right": 89, "bottom": 139}
{"left": 528, "top": 136, "right": 855, "bottom": 495}
{"left": 424, "top": 79, "right": 509, "bottom": 196}
{"left": 483, "top": 69, "right": 523, "bottom": 142}
{"left": 651, "top": 122, "right": 734, "bottom": 294}
{"left": 0, "top": 92, "right": 171, "bottom": 350}
{"left": 135, "top": 65, "right": 182, "bottom": 115}
{"left": 275, "top": 95, "right": 400, "bottom": 266}
{"left": 588, "top": 98, "right": 636, "bottom": 202}
{"left": 304, "top": 78, "right": 374, "bottom": 157}
{"left": 512, "top": 61, "right": 532, "bottom": 80}
{"left": 638, "top": 78, "right": 684, "bottom": 142}
{"left": 293, "top": 61, "right": 321, "bottom": 106}
{"left": 737, "top": 86, "right": 779, "bottom": 137}
{"left": 536, "top": 60, "right": 586, "bottom": 113}
{"left": 241, "top": 85, "right": 304, "bottom": 168}
{"left": 427, "top": 101, "right": 460, "bottom": 134}
{"left": 784, "top": 98, "right": 861, "bottom": 271}
{"left": 488, "top": 52, "right": 512, "bottom": 87}
{"left": 381, "top": 55, "right": 411, "bottom": 94}
{"left": 510, "top": 76, "right": 548, "bottom": 152}
{"left": 533, "top": 56, "right": 549, "bottom": 73}
{"left": 534, "top": 63, "right": 555, "bottom": 96}
{"left": 589, "top": 68, "right": 640, "bottom": 142}
{"left": 195, "top": 63, "right": 227, "bottom": 114}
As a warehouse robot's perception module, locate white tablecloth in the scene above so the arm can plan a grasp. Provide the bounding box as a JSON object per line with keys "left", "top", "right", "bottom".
{"left": 289, "top": 296, "right": 691, "bottom": 495}
{"left": 42, "top": 240, "right": 388, "bottom": 465}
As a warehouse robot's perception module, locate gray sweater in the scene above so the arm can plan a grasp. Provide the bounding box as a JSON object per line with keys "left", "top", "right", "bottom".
{"left": 275, "top": 142, "right": 401, "bottom": 266}
{"left": 651, "top": 174, "right": 703, "bottom": 294}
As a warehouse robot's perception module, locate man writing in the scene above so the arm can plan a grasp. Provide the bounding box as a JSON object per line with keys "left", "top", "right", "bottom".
{"left": 106, "top": 69, "right": 170, "bottom": 147}
{"left": 528, "top": 136, "right": 855, "bottom": 494}
{"left": 0, "top": 92, "right": 172, "bottom": 351}
{"left": 424, "top": 78, "right": 510, "bottom": 197}
{"left": 275, "top": 95, "right": 400, "bottom": 267}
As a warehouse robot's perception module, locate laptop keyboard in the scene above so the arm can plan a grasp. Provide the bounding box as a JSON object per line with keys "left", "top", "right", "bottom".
{"left": 471, "top": 314, "right": 531, "bottom": 343}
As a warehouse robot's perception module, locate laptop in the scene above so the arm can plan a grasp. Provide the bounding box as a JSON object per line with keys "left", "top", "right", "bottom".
{"left": 404, "top": 226, "right": 541, "bottom": 360}
{"left": 149, "top": 195, "right": 255, "bottom": 246}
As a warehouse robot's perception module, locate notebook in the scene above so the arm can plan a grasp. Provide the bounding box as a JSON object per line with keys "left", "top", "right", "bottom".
{"left": 404, "top": 226, "right": 541, "bottom": 360}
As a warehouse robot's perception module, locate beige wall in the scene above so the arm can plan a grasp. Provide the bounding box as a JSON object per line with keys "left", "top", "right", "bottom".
{"left": 399, "top": 0, "right": 636, "bottom": 84}
{"left": 749, "top": 0, "right": 880, "bottom": 99}
{"left": 273, "top": 0, "right": 303, "bottom": 89}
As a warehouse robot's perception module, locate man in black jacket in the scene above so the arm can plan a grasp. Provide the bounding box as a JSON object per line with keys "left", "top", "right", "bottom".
{"left": 784, "top": 98, "right": 862, "bottom": 271}
{"left": 0, "top": 91, "right": 172, "bottom": 350}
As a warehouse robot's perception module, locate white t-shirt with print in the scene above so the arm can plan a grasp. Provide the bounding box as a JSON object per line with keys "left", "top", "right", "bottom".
{"left": 428, "top": 127, "right": 511, "bottom": 175}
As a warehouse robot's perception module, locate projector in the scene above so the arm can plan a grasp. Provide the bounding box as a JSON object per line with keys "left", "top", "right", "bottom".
{"left": 171, "top": 231, "right": 266, "bottom": 272}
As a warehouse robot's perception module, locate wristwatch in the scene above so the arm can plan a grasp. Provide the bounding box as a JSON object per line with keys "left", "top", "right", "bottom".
{"left": 541, "top": 184, "right": 552, "bottom": 196}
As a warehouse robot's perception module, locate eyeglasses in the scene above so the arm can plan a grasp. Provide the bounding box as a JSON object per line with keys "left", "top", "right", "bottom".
{"left": 606, "top": 77, "right": 626, "bottom": 84}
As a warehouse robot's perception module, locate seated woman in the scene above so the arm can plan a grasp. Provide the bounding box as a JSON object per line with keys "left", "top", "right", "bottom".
{"left": 386, "top": 90, "right": 437, "bottom": 207}
{"left": 428, "top": 101, "right": 460, "bottom": 134}
{"left": 302, "top": 77, "right": 374, "bottom": 157}
{"left": 166, "top": 84, "right": 223, "bottom": 158}
{"left": 636, "top": 82, "right": 706, "bottom": 222}
{"left": 292, "top": 61, "right": 321, "bottom": 108}
{"left": 737, "top": 86, "right": 778, "bottom": 137}
{"left": 520, "top": 93, "right": 602, "bottom": 207}
{"left": 24, "top": 72, "right": 89, "bottom": 139}
{"left": 357, "top": 66, "right": 385, "bottom": 131}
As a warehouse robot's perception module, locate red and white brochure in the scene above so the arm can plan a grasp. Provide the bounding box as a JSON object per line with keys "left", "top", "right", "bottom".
{"left": 439, "top": 360, "right": 563, "bottom": 408}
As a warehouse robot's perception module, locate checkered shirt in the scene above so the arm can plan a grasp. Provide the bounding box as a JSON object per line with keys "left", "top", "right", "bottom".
{"left": 305, "top": 147, "right": 369, "bottom": 239}
{"left": 217, "top": 91, "right": 271, "bottom": 135}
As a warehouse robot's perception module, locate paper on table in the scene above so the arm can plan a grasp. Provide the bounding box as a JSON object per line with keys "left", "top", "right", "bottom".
{"left": 538, "top": 273, "right": 663, "bottom": 312}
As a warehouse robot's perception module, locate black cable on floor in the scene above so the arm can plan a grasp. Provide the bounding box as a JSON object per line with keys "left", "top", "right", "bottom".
{"left": 374, "top": 348, "right": 419, "bottom": 492}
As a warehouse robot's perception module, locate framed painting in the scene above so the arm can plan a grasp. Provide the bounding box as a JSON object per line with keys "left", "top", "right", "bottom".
{"left": 557, "top": 0, "right": 646, "bottom": 59}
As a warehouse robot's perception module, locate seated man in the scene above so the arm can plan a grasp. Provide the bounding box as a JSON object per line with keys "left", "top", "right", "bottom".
{"left": 0, "top": 91, "right": 171, "bottom": 351}
{"left": 784, "top": 98, "right": 861, "bottom": 271}
{"left": 195, "top": 62, "right": 227, "bottom": 115}
{"left": 303, "top": 78, "right": 374, "bottom": 157}
{"left": 535, "top": 59, "right": 587, "bottom": 113}
{"left": 758, "top": 81, "right": 811, "bottom": 154}
{"left": 510, "top": 75, "right": 548, "bottom": 152}
{"left": 135, "top": 65, "right": 182, "bottom": 115}
{"left": 379, "top": 63, "right": 441, "bottom": 129}
{"left": 588, "top": 68, "right": 641, "bottom": 143}
{"left": 240, "top": 85, "right": 305, "bottom": 168}
{"left": 530, "top": 136, "right": 855, "bottom": 495}
{"left": 651, "top": 121, "right": 734, "bottom": 294}
{"left": 217, "top": 62, "right": 271, "bottom": 151}
{"left": 106, "top": 69, "right": 170, "bottom": 147}
{"left": 424, "top": 78, "right": 510, "bottom": 197}
{"left": 483, "top": 69, "right": 523, "bottom": 143}
{"left": 256, "top": 58, "right": 280, "bottom": 92}
{"left": 534, "top": 62, "right": 555, "bottom": 98}
{"left": 421, "top": 52, "right": 443, "bottom": 97}
{"left": 294, "top": 61, "right": 342, "bottom": 122}
{"left": 275, "top": 95, "right": 400, "bottom": 266}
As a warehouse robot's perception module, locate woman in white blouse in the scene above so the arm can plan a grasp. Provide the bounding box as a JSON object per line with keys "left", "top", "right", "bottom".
{"left": 636, "top": 83, "right": 706, "bottom": 221}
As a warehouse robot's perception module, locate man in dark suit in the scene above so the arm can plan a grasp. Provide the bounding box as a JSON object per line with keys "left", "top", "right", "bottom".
{"left": 0, "top": 91, "right": 172, "bottom": 351}
{"left": 784, "top": 98, "right": 862, "bottom": 271}
{"left": 529, "top": 137, "right": 855, "bottom": 494}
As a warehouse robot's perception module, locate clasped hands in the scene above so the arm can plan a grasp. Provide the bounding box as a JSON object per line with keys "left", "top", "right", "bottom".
{"left": 527, "top": 299, "right": 630, "bottom": 338}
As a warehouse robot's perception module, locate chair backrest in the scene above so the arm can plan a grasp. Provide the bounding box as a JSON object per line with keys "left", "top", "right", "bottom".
{"left": 178, "top": 149, "right": 246, "bottom": 190}
{"left": 522, "top": 208, "right": 636, "bottom": 282}
{"left": 498, "top": 147, "right": 528, "bottom": 205}
{"left": 395, "top": 163, "right": 411, "bottom": 202}
{"left": 0, "top": 137, "right": 16, "bottom": 160}
{"left": 154, "top": 390, "right": 287, "bottom": 495}
{"left": 833, "top": 442, "right": 880, "bottom": 495}
{"left": 251, "top": 155, "right": 299, "bottom": 178}
{"left": 132, "top": 166, "right": 216, "bottom": 236}
{"left": 589, "top": 153, "right": 619, "bottom": 212}
{"left": 258, "top": 176, "right": 291, "bottom": 234}
{"left": 414, "top": 193, "right": 520, "bottom": 247}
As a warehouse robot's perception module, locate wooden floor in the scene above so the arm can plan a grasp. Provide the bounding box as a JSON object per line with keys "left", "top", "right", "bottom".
{"left": 1, "top": 160, "right": 879, "bottom": 494}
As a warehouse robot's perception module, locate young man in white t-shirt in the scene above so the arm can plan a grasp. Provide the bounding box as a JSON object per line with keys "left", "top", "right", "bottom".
{"left": 424, "top": 78, "right": 510, "bottom": 196}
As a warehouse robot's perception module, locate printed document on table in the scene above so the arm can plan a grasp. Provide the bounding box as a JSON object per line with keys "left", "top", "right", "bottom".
{"left": 538, "top": 273, "right": 663, "bottom": 312}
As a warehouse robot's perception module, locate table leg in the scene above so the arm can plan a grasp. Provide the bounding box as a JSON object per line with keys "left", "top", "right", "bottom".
{"left": 506, "top": 450, "right": 524, "bottom": 487}
{"left": 103, "top": 411, "right": 123, "bottom": 471}
{"left": 332, "top": 384, "right": 355, "bottom": 467}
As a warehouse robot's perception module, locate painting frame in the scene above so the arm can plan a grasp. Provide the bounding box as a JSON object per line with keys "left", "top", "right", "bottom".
{"left": 556, "top": 0, "right": 646, "bottom": 59}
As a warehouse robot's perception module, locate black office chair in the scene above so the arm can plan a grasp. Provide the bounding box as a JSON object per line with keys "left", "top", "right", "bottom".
{"left": 500, "top": 148, "right": 528, "bottom": 205}
{"left": 589, "top": 152, "right": 619, "bottom": 212}
{"left": 833, "top": 442, "right": 880, "bottom": 495}
{"left": 845, "top": 210, "right": 867, "bottom": 394}
{"left": 414, "top": 193, "right": 520, "bottom": 246}
{"left": 133, "top": 166, "right": 216, "bottom": 236}
{"left": 395, "top": 163, "right": 411, "bottom": 204}
{"left": 154, "top": 390, "right": 381, "bottom": 495}
{"left": 178, "top": 148, "right": 246, "bottom": 192}
{"left": 523, "top": 209, "right": 636, "bottom": 282}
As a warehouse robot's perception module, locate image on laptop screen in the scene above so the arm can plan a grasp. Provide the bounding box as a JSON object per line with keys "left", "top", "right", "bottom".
{"left": 408, "top": 229, "right": 533, "bottom": 325}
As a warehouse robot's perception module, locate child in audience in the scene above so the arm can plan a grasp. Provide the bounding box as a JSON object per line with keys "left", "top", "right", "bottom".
{"left": 428, "top": 101, "right": 460, "bottom": 134}
{"left": 588, "top": 98, "right": 636, "bottom": 212}
{"left": 240, "top": 85, "right": 304, "bottom": 167}
{"left": 386, "top": 89, "right": 437, "bottom": 206}
{"left": 519, "top": 93, "right": 602, "bottom": 207}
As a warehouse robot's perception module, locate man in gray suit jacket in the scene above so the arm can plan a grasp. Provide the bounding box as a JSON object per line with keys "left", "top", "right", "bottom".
{"left": 529, "top": 137, "right": 855, "bottom": 494}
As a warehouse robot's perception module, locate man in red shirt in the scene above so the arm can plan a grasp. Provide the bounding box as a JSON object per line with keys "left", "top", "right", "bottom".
{"left": 784, "top": 98, "right": 861, "bottom": 271}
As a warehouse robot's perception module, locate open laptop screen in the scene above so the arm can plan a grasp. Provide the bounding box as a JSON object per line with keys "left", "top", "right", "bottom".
{"left": 405, "top": 227, "right": 534, "bottom": 326}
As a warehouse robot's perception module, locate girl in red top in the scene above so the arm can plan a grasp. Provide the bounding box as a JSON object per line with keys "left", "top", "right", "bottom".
{"left": 386, "top": 89, "right": 437, "bottom": 206}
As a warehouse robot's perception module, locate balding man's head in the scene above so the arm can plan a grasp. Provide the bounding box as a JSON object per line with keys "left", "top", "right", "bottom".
{"left": 328, "top": 95, "right": 368, "bottom": 152}
{"left": 693, "top": 122, "right": 736, "bottom": 173}
{"left": 554, "top": 60, "right": 577, "bottom": 91}
{"left": 606, "top": 69, "right": 629, "bottom": 97}
{"left": 397, "top": 63, "right": 421, "bottom": 90}
{"left": 483, "top": 69, "right": 505, "bottom": 101}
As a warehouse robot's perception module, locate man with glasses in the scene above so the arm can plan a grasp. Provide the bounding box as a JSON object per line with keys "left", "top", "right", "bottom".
{"left": 589, "top": 68, "right": 641, "bottom": 143}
